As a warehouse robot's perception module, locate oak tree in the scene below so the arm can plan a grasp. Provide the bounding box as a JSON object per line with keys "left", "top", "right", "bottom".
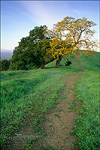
{"left": 45, "top": 16, "right": 97, "bottom": 67}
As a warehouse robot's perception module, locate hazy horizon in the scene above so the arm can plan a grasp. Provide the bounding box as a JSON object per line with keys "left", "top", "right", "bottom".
{"left": 1, "top": 50, "right": 13, "bottom": 61}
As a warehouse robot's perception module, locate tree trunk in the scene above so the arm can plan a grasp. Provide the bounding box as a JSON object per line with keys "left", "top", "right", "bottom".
{"left": 41, "top": 64, "right": 45, "bottom": 69}
{"left": 55, "top": 56, "right": 62, "bottom": 68}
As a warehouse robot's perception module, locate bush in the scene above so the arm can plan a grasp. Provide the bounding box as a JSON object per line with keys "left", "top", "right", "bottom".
{"left": 0, "top": 60, "right": 10, "bottom": 71}
{"left": 65, "top": 60, "right": 72, "bottom": 66}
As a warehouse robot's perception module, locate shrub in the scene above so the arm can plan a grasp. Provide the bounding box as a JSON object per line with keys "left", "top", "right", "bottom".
{"left": 65, "top": 60, "right": 72, "bottom": 66}
{"left": 0, "top": 59, "right": 10, "bottom": 71}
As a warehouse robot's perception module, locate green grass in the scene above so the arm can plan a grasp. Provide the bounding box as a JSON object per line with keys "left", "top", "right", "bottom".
{"left": 1, "top": 68, "right": 71, "bottom": 147}
{"left": 0, "top": 50, "right": 100, "bottom": 149}
{"left": 75, "top": 72, "right": 100, "bottom": 150}
{"left": 68, "top": 101, "right": 75, "bottom": 110}
{"left": 59, "top": 50, "right": 100, "bottom": 72}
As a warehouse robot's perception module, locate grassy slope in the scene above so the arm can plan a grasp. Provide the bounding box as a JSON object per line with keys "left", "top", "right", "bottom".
{"left": 0, "top": 51, "right": 100, "bottom": 149}
{"left": 60, "top": 50, "right": 100, "bottom": 72}
{"left": 75, "top": 72, "right": 100, "bottom": 150}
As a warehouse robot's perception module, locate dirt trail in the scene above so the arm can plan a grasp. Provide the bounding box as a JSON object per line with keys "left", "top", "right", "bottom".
{"left": 38, "top": 75, "right": 79, "bottom": 150}
{"left": 5, "top": 74, "right": 79, "bottom": 150}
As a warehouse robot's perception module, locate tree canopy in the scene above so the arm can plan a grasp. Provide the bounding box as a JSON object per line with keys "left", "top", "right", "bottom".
{"left": 44, "top": 16, "right": 97, "bottom": 67}
{"left": 9, "top": 25, "right": 52, "bottom": 70}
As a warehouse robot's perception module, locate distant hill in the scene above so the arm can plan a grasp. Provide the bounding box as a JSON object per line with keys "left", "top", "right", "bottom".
{"left": 0, "top": 50, "right": 13, "bottom": 61}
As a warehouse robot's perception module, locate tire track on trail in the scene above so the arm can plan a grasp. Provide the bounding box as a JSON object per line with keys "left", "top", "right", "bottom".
{"left": 38, "top": 74, "right": 79, "bottom": 150}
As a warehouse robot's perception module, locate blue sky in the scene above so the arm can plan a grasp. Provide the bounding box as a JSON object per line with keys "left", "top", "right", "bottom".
{"left": 1, "top": 0, "right": 99, "bottom": 52}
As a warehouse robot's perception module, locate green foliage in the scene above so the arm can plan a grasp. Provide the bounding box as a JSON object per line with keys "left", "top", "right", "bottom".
{"left": 29, "top": 25, "right": 46, "bottom": 40}
{"left": 34, "top": 126, "right": 40, "bottom": 132}
{"left": 65, "top": 60, "right": 72, "bottom": 66}
{"left": 35, "top": 38, "right": 51, "bottom": 69}
{"left": 75, "top": 72, "right": 100, "bottom": 149}
{"left": 0, "top": 59, "right": 10, "bottom": 71}
{"left": 34, "top": 119, "right": 40, "bottom": 126}
{"left": 9, "top": 37, "right": 36, "bottom": 70}
{"left": 68, "top": 101, "right": 75, "bottom": 110}
{"left": 9, "top": 25, "right": 52, "bottom": 70}
{"left": 22, "top": 137, "right": 38, "bottom": 148}
{"left": 27, "top": 137, "right": 37, "bottom": 144}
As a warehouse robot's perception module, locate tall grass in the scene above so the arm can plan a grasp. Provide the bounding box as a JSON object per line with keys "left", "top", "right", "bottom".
{"left": 75, "top": 72, "right": 100, "bottom": 150}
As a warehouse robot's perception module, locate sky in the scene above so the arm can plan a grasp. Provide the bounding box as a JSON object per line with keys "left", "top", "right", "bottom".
{"left": 1, "top": 0, "right": 100, "bottom": 52}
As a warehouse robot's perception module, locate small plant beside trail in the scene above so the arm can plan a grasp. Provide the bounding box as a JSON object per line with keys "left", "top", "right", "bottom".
{"left": 68, "top": 101, "right": 75, "bottom": 110}
{"left": 22, "top": 137, "right": 38, "bottom": 149}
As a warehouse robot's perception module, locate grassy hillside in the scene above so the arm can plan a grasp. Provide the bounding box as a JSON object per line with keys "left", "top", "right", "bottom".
{"left": 46, "top": 50, "right": 100, "bottom": 71}
{"left": 60, "top": 50, "right": 100, "bottom": 71}
{"left": 0, "top": 51, "right": 100, "bottom": 149}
